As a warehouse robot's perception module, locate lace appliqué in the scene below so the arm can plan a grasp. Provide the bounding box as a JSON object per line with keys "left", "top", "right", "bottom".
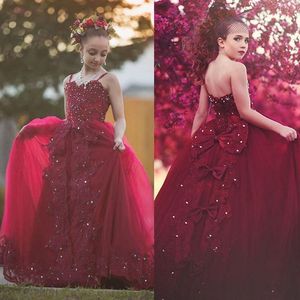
{"left": 173, "top": 94, "right": 249, "bottom": 276}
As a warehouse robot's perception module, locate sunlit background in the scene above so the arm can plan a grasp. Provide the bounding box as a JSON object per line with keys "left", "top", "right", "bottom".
{"left": 0, "top": 0, "right": 153, "bottom": 48}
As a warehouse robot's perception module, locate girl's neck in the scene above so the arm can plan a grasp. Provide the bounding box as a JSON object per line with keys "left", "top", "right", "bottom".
{"left": 216, "top": 52, "right": 231, "bottom": 62}
{"left": 216, "top": 51, "right": 240, "bottom": 62}
{"left": 81, "top": 65, "right": 104, "bottom": 76}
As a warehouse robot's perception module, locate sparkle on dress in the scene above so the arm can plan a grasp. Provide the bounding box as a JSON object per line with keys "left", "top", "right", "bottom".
{"left": 0, "top": 71, "right": 154, "bottom": 289}
{"left": 156, "top": 92, "right": 249, "bottom": 299}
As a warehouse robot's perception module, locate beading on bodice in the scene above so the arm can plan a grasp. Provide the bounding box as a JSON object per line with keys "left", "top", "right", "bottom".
{"left": 64, "top": 78, "right": 110, "bottom": 127}
{"left": 208, "top": 93, "right": 239, "bottom": 117}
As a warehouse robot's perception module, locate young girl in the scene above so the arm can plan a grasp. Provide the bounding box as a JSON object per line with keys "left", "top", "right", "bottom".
{"left": 0, "top": 14, "right": 153, "bottom": 289}
{"left": 155, "top": 3, "right": 300, "bottom": 299}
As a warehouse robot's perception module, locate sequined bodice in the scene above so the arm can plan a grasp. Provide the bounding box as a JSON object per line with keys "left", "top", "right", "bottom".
{"left": 208, "top": 93, "right": 239, "bottom": 117}
{"left": 65, "top": 80, "right": 110, "bottom": 126}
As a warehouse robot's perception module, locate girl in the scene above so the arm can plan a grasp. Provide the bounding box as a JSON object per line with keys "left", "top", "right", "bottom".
{"left": 0, "top": 14, "right": 153, "bottom": 289}
{"left": 155, "top": 2, "right": 300, "bottom": 299}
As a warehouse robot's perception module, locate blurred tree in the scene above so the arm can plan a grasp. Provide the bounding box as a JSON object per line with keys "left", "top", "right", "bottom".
{"left": 0, "top": 0, "right": 153, "bottom": 122}
{"left": 155, "top": 0, "right": 300, "bottom": 165}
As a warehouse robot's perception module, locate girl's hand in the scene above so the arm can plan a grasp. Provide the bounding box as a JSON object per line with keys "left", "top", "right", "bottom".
{"left": 277, "top": 125, "right": 297, "bottom": 142}
{"left": 113, "top": 138, "right": 125, "bottom": 151}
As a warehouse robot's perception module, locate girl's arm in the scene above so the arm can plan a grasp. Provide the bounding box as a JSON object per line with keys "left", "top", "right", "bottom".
{"left": 231, "top": 63, "right": 297, "bottom": 142}
{"left": 191, "top": 84, "right": 209, "bottom": 137}
{"left": 107, "top": 73, "right": 126, "bottom": 151}
{"left": 63, "top": 75, "right": 70, "bottom": 119}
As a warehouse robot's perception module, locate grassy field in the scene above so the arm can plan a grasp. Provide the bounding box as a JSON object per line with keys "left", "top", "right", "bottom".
{"left": 0, "top": 285, "right": 154, "bottom": 300}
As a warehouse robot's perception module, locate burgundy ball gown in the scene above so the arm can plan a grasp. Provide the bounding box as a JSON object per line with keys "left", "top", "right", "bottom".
{"left": 155, "top": 92, "right": 300, "bottom": 300}
{"left": 0, "top": 73, "right": 154, "bottom": 289}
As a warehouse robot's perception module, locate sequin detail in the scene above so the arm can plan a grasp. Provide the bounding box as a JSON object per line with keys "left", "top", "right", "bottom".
{"left": 0, "top": 74, "right": 153, "bottom": 289}
{"left": 65, "top": 80, "right": 110, "bottom": 126}
{"left": 189, "top": 94, "right": 246, "bottom": 254}
{"left": 163, "top": 93, "right": 248, "bottom": 279}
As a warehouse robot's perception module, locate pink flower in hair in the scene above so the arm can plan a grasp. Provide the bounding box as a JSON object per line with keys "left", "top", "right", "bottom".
{"left": 85, "top": 18, "right": 94, "bottom": 27}
{"left": 96, "top": 20, "right": 107, "bottom": 27}
{"left": 73, "top": 19, "right": 81, "bottom": 26}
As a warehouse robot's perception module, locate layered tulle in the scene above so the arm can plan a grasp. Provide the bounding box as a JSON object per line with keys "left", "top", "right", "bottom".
{"left": 155, "top": 95, "right": 300, "bottom": 300}
{"left": 0, "top": 116, "right": 154, "bottom": 289}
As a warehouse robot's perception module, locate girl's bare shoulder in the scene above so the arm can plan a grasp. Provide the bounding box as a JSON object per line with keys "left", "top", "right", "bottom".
{"left": 63, "top": 75, "right": 69, "bottom": 85}
{"left": 228, "top": 61, "right": 247, "bottom": 75}
{"left": 63, "top": 74, "right": 76, "bottom": 86}
{"left": 103, "top": 72, "right": 119, "bottom": 83}
{"left": 101, "top": 72, "right": 121, "bottom": 90}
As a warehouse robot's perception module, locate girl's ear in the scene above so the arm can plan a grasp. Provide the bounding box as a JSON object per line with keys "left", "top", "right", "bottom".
{"left": 217, "top": 37, "right": 225, "bottom": 48}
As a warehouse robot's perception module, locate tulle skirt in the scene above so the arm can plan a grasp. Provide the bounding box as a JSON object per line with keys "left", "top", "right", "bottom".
{"left": 155, "top": 120, "right": 300, "bottom": 300}
{"left": 0, "top": 116, "right": 154, "bottom": 289}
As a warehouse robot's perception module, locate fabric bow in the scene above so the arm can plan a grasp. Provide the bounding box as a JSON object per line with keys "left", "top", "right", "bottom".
{"left": 189, "top": 204, "right": 219, "bottom": 223}
{"left": 195, "top": 163, "right": 227, "bottom": 180}
{"left": 191, "top": 118, "right": 248, "bottom": 158}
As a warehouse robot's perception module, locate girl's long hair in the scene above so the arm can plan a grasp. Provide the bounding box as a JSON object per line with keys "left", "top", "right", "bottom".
{"left": 186, "top": 1, "right": 247, "bottom": 85}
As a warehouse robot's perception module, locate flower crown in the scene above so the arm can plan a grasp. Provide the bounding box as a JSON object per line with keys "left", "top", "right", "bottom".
{"left": 70, "top": 14, "right": 113, "bottom": 45}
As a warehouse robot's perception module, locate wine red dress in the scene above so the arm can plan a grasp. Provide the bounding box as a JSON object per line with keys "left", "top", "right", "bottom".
{"left": 155, "top": 92, "right": 300, "bottom": 300}
{"left": 0, "top": 73, "right": 154, "bottom": 289}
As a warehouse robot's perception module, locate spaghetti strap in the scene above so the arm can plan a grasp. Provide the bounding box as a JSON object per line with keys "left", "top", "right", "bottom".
{"left": 68, "top": 74, "right": 73, "bottom": 82}
{"left": 96, "top": 72, "right": 108, "bottom": 81}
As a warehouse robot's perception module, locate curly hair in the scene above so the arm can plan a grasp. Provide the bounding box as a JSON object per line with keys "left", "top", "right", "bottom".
{"left": 187, "top": 1, "right": 247, "bottom": 85}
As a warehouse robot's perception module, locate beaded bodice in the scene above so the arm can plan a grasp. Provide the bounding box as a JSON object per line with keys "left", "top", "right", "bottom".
{"left": 64, "top": 73, "right": 110, "bottom": 127}
{"left": 208, "top": 93, "right": 239, "bottom": 117}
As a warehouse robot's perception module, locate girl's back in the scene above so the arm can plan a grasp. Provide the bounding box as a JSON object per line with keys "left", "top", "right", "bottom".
{"left": 204, "top": 57, "right": 235, "bottom": 97}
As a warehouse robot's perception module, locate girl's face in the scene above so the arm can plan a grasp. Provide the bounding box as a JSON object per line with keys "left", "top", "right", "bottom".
{"left": 218, "top": 23, "right": 249, "bottom": 61}
{"left": 80, "top": 36, "right": 109, "bottom": 70}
